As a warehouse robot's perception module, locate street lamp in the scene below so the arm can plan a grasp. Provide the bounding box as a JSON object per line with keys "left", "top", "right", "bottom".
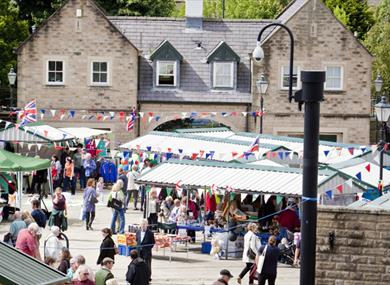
{"left": 375, "top": 96, "right": 390, "bottom": 194}
{"left": 374, "top": 74, "right": 383, "bottom": 94}
{"left": 256, "top": 74, "right": 268, "bottom": 134}
{"left": 7, "top": 67, "right": 17, "bottom": 107}
{"left": 254, "top": 23, "right": 325, "bottom": 285}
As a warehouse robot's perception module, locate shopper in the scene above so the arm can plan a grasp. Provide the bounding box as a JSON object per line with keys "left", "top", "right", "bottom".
{"left": 8, "top": 211, "right": 27, "bottom": 246}
{"left": 256, "top": 235, "right": 280, "bottom": 285}
{"left": 83, "top": 178, "right": 98, "bottom": 230}
{"left": 63, "top": 157, "right": 75, "bottom": 194}
{"left": 136, "top": 219, "right": 155, "bottom": 277}
{"left": 97, "top": 228, "right": 116, "bottom": 265}
{"left": 117, "top": 168, "right": 128, "bottom": 195}
{"left": 95, "top": 257, "right": 115, "bottom": 285}
{"left": 126, "top": 249, "right": 150, "bottom": 285}
{"left": 73, "top": 144, "right": 84, "bottom": 189}
{"left": 238, "top": 223, "right": 260, "bottom": 284}
{"left": 213, "top": 269, "right": 234, "bottom": 285}
{"left": 48, "top": 187, "right": 68, "bottom": 231}
{"left": 31, "top": 199, "right": 47, "bottom": 228}
{"left": 51, "top": 156, "right": 62, "bottom": 189}
{"left": 108, "top": 183, "right": 125, "bottom": 234}
{"left": 72, "top": 265, "right": 95, "bottom": 285}
{"left": 58, "top": 247, "right": 72, "bottom": 274}
{"left": 44, "top": 226, "right": 64, "bottom": 261}
{"left": 15, "top": 222, "right": 41, "bottom": 260}
{"left": 146, "top": 189, "right": 158, "bottom": 230}
{"left": 126, "top": 165, "right": 139, "bottom": 210}
{"left": 83, "top": 153, "right": 96, "bottom": 181}
{"left": 96, "top": 177, "right": 105, "bottom": 204}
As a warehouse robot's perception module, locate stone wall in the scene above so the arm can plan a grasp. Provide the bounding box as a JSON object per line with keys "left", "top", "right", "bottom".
{"left": 316, "top": 207, "right": 390, "bottom": 285}
{"left": 253, "top": 0, "right": 372, "bottom": 144}
{"left": 16, "top": 0, "right": 138, "bottom": 142}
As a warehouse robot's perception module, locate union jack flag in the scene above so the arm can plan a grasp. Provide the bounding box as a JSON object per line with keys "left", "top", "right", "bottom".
{"left": 248, "top": 135, "right": 260, "bottom": 152}
{"left": 126, "top": 111, "right": 136, "bottom": 132}
{"left": 18, "top": 99, "right": 37, "bottom": 126}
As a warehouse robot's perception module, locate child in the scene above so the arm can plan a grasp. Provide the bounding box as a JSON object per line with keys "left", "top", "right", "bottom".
{"left": 96, "top": 177, "right": 104, "bottom": 204}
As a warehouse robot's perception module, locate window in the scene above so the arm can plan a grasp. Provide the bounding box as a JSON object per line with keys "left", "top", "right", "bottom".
{"left": 91, "top": 61, "right": 108, "bottom": 85}
{"left": 47, "top": 61, "right": 64, "bottom": 84}
{"left": 281, "top": 66, "right": 299, "bottom": 90}
{"left": 213, "top": 62, "right": 234, "bottom": 88}
{"left": 156, "top": 61, "right": 176, "bottom": 86}
{"left": 325, "top": 66, "right": 343, "bottom": 90}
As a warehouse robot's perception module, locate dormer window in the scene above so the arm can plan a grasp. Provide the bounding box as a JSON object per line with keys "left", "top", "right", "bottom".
{"left": 150, "top": 40, "right": 183, "bottom": 89}
{"left": 206, "top": 41, "right": 240, "bottom": 90}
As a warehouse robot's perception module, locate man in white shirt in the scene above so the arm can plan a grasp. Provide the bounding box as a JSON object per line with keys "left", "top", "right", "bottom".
{"left": 126, "top": 165, "right": 140, "bottom": 211}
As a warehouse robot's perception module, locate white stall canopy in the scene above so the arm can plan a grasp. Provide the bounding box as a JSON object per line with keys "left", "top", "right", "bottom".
{"left": 60, "top": 127, "right": 111, "bottom": 140}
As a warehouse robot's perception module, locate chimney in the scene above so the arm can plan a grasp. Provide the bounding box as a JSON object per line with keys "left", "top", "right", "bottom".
{"left": 186, "top": 0, "right": 203, "bottom": 30}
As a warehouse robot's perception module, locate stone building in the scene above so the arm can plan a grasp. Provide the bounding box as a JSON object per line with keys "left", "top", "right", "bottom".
{"left": 16, "top": 0, "right": 139, "bottom": 143}
{"left": 316, "top": 206, "right": 390, "bottom": 285}
{"left": 16, "top": 0, "right": 372, "bottom": 144}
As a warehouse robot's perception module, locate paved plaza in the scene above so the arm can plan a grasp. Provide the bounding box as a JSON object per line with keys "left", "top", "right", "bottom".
{"left": 0, "top": 192, "right": 299, "bottom": 285}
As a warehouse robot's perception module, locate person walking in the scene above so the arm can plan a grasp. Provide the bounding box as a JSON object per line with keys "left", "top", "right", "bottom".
{"left": 238, "top": 223, "right": 260, "bottom": 285}
{"left": 213, "top": 269, "right": 234, "bottom": 285}
{"left": 83, "top": 178, "right": 98, "bottom": 230}
{"left": 136, "top": 219, "right": 155, "bottom": 278}
{"left": 51, "top": 156, "right": 62, "bottom": 189}
{"left": 126, "top": 165, "right": 139, "bottom": 210}
{"left": 256, "top": 235, "right": 280, "bottom": 285}
{"left": 49, "top": 188, "right": 68, "bottom": 231}
{"left": 97, "top": 228, "right": 116, "bottom": 265}
{"left": 95, "top": 257, "right": 115, "bottom": 285}
{"left": 108, "top": 183, "right": 125, "bottom": 234}
{"left": 126, "top": 249, "right": 150, "bottom": 285}
{"left": 8, "top": 211, "right": 27, "bottom": 246}
{"left": 73, "top": 144, "right": 84, "bottom": 189}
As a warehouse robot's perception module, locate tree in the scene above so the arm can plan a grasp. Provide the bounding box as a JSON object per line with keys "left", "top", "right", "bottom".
{"left": 0, "top": 0, "right": 28, "bottom": 87}
{"left": 175, "top": 0, "right": 289, "bottom": 19}
{"left": 118, "top": 0, "right": 175, "bottom": 17}
{"left": 324, "top": 0, "right": 374, "bottom": 40}
{"left": 365, "top": 0, "right": 390, "bottom": 93}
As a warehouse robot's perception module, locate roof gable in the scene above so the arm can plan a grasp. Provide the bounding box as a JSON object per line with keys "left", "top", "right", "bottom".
{"left": 149, "top": 40, "right": 183, "bottom": 61}
{"left": 206, "top": 41, "right": 240, "bottom": 63}
{"left": 16, "top": 0, "right": 138, "bottom": 53}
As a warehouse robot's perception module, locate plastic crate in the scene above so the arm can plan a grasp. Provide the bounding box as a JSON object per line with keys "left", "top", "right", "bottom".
{"left": 201, "top": 242, "right": 212, "bottom": 254}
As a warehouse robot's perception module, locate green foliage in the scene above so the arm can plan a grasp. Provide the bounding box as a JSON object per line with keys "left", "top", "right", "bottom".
{"left": 365, "top": 0, "right": 390, "bottom": 93}
{"left": 118, "top": 0, "right": 176, "bottom": 17}
{"left": 324, "top": 0, "right": 374, "bottom": 40}
{"left": 0, "top": 0, "right": 28, "bottom": 87}
{"left": 174, "top": 0, "right": 289, "bottom": 19}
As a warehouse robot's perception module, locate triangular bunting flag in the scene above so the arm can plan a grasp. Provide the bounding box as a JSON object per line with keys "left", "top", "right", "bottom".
{"left": 336, "top": 184, "right": 343, "bottom": 193}
{"left": 324, "top": 150, "right": 330, "bottom": 157}
{"left": 278, "top": 152, "right": 284, "bottom": 160}
{"left": 365, "top": 163, "right": 371, "bottom": 172}
{"left": 240, "top": 193, "right": 248, "bottom": 202}
{"left": 241, "top": 112, "right": 247, "bottom": 117}
{"left": 37, "top": 143, "right": 42, "bottom": 151}
{"left": 276, "top": 195, "right": 283, "bottom": 205}
{"left": 348, "top": 147, "right": 354, "bottom": 155}
{"left": 50, "top": 110, "right": 56, "bottom": 117}
{"left": 325, "top": 190, "right": 333, "bottom": 200}
{"left": 355, "top": 172, "right": 362, "bottom": 180}
{"left": 264, "top": 194, "right": 271, "bottom": 203}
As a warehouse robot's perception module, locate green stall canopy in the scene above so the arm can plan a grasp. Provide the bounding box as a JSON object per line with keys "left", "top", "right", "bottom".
{"left": 0, "top": 149, "right": 50, "bottom": 172}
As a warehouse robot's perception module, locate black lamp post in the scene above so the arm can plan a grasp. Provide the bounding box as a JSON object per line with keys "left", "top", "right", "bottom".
{"left": 374, "top": 96, "right": 390, "bottom": 194}
{"left": 253, "top": 23, "right": 325, "bottom": 285}
{"left": 256, "top": 74, "right": 269, "bottom": 134}
{"left": 7, "top": 67, "right": 17, "bottom": 107}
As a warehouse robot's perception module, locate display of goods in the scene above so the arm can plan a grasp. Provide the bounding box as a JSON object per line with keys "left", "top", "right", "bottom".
{"left": 117, "top": 234, "right": 127, "bottom": 245}
{"left": 154, "top": 234, "right": 172, "bottom": 248}
{"left": 126, "top": 233, "right": 137, "bottom": 246}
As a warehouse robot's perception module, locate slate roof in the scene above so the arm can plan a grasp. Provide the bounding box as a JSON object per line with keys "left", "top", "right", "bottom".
{"left": 0, "top": 241, "right": 69, "bottom": 285}
{"left": 109, "top": 17, "right": 275, "bottom": 103}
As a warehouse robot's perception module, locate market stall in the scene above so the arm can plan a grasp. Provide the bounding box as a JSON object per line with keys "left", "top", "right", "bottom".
{"left": 59, "top": 127, "right": 111, "bottom": 140}
{"left": 0, "top": 149, "right": 51, "bottom": 210}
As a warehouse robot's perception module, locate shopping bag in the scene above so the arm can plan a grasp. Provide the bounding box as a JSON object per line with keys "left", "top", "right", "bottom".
{"left": 256, "top": 245, "right": 268, "bottom": 274}
{"left": 249, "top": 263, "right": 258, "bottom": 280}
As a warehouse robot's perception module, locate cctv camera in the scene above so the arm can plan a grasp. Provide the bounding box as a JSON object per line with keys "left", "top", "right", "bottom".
{"left": 252, "top": 42, "right": 264, "bottom": 62}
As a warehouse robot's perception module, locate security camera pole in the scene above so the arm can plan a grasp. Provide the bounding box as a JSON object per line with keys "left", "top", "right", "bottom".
{"left": 254, "top": 24, "right": 325, "bottom": 285}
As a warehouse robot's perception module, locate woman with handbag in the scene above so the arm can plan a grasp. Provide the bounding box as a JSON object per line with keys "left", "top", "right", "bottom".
{"left": 256, "top": 235, "right": 280, "bottom": 285}
{"left": 238, "top": 223, "right": 260, "bottom": 285}
{"left": 83, "top": 178, "right": 98, "bottom": 230}
{"left": 108, "top": 182, "right": 125, "bottom": 234}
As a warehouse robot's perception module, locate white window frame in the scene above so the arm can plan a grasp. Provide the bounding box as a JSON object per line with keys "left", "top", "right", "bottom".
{"left": 46, "top": 60, "right": 65, "bottom": 85}
{"left": 91, "top": 61, "right": 110, "bottom": 86}
{"left": 213, "top": 62, "right": 234, "bottom": 88}
{"left": 324, "top": 66, "right": 344, "bottom": 91}
{"left": 156, "top": 60, "right": 177, "bottom": 87}
{"left": 280, "top": 65, "right": 300, "bottom": 90}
